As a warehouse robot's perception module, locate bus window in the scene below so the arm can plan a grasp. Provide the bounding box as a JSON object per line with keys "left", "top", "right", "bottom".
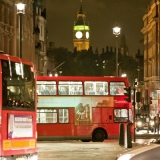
{"left": 58, "top": 81, "right": 69, "bottom": 95}
{"left": 59, "top": 109, "right": 69, "bottom": 123}
{"left": 2, "top": 60, "right": 35, "bottom": 109}
{"left": 84, "top": 81, "right": 95, "bottom": 95}
{"left": 114, "top": 109, "right": 128, "bottom": 122}
{"left": 37, "top": 109, "right": 57, "bottom": 123}
{"left": 58, "top": 86, "right": 68, "bottom": 95}
{"left": 110, "top": 82, "right": 126, "bottom": 95}
{"left": 49, "top": 85, "right": 56, "bottom": 95}
{"left": 69, "top": 81, "right": 83, "bottom": 95}
{"left": 96, "top": 82, "right": 108, "bottom": 95}
{"left": 37, "top": 81, "right": 56, "bottom": 95}
{"left": 39, "top": 109, "right": 46, "bottom": 123}
{"left": 58, "top": 81, "right": 82, "bottom": 95}
{"left": 84, "top": 81, "right": 108, "bottom": 95}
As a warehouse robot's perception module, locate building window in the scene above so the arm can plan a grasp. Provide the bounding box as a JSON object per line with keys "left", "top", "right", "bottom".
{"left": 41, "top": 25, "right": 43, "bottom": 36}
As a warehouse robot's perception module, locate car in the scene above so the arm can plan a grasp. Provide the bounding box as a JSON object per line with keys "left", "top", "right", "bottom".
{"left": 115, "top": 139, "right": 160, "bottom": 160}
{"left": 135, "top": 114, "right": 154, "bottom": 132}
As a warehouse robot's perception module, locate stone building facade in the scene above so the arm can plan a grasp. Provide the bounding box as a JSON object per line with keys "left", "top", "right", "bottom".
{"left": 141, "top": 0, "right": 160, "bottom": 117}
{"left": 0, "top": 0, "right": 47, "bottom": 75}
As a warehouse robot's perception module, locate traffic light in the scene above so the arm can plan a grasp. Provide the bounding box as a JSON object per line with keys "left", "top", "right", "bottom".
{"left": 149, "top": 97, "right": 152, "bottom": 104}
{"left": 136, "top": 92, "right": 141, "bottom": 103}
{"left": 124, "top": 86, "right": 131, "bottom": 102}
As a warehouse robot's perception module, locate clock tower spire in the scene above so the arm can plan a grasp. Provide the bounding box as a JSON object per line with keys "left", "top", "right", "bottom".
{"left": 73, "top": 1, "right": 90, "bottom": 51}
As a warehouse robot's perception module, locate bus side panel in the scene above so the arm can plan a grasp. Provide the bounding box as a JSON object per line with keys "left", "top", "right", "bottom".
{"left": 0, "top": 119, "right": 1, "bottom": 156}
{"left": 37, "top": 108, "right": 93, "bottom": 140}
{"left": 37, "top": 124, "right": 75, "bottom": 137}
{"left": 37, "top": 108, "right": 75, "bottom": 137}
{"left": 92, "top": 107, "right": 123, "bottom": 139}
{"left": 74, "top": 125, "right": 92, "bottom": 139}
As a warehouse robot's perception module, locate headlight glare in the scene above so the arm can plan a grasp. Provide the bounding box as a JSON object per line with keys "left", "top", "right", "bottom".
{"left": 150, "top": 121, "right": 154, "bottom": 126}
{"left": 137, "top": 121, "right": 142, "bottom": 126}
{"left": 117, "top": 154, "right": 134, "bottom": 160}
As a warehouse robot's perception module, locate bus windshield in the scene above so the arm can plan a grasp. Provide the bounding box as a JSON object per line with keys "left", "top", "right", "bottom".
{"left": 2, "top": 60, "right": 35, "bottom": 109}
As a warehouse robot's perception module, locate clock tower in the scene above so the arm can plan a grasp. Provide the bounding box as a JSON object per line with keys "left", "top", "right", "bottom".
{"left": 73, "top": 1, "right": 90, "bottom": 51}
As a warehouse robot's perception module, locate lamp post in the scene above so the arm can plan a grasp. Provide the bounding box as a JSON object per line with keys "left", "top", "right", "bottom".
{"left": 49, "top": 61, "right": 65, "bottom": 76}
{"left": 137, "top": 66, "right": 140, "bottom": 82}
{"left": 113, "top": 25, "right": 121, "bottom": 76}
{"left": 15, "top": 0, "right": 26, "bottom": 58}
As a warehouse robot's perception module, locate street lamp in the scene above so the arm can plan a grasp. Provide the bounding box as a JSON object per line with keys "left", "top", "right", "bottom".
{"left": 113, "top": 25, "right": 121, "bottom": 76}
{"left": 15, "top": 0, "right": 26, "bottom": 58}
{"left": 137, "top": 66, "right": 140, "bottom": 82}
{"left": 121, "top": 73, "right": 127, "bottom": 77}
{"left": 48, "top": 61, "right": 65, "bottom": 76}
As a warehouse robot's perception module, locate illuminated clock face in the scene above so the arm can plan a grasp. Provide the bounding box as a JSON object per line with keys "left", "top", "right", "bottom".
{"left": 75, "top": 31, "right": 83, "bottom": 39}
{"left": 86, "top": 32, "right": 89, "bottom": 39}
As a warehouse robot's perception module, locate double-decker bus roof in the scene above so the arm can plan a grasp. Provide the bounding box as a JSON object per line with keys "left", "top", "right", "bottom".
{"left": 37, "top": 76, "right": 129, "bottom": 83}
{"left": 0, "top": 54, "right": 34, "bottom": 66}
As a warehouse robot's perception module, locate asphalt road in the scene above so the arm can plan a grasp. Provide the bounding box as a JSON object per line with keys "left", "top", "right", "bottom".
{"left": 37, "top": 130, "right": 160, "bottom": 160}
{"left": 37, "top": 139, "right": 138, "bottom": 160}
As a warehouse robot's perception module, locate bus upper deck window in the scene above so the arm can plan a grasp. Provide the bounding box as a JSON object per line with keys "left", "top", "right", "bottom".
{"left": 110, "top": 82, "right": 126, "bottom": 95}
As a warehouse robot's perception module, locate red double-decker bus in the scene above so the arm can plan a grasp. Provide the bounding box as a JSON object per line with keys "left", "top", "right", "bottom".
{"left": 37, "top": 76, "right": 133, "bottom": 142}
{"left": 0, "top": 54, "right": 37, "bottom": 159}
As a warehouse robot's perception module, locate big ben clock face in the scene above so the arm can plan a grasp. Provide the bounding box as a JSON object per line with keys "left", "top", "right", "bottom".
{"left": 86, "top": 32, "right": 89, "bottom": 39}
{"left": 75, "top": 31, "right": 83, "bottom": 39}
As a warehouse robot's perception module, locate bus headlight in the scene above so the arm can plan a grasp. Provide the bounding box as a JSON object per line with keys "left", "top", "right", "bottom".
{"left": 137, "top": 121, "right": 142, "bottom": 127}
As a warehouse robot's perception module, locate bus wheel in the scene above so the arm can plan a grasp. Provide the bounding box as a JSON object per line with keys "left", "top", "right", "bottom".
{"left": 92, "top": 129, "right": 105, "bottom": 142}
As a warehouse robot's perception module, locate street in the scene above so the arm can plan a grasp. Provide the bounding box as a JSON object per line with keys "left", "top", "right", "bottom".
{"left": 37, "top": 139, "right": 136, "bottom": 160}
{"left": 37, "top": 130, "right": 160, "bottom": 160}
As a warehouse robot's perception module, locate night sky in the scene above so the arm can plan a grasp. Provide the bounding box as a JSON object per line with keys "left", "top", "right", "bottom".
{"left": 46, "top": 0, "right": 151, "bottom": 56}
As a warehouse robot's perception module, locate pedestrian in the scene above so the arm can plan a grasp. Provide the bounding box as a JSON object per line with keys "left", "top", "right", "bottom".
{"left": 154, "top": 114, "right": 160, "bottom": 134}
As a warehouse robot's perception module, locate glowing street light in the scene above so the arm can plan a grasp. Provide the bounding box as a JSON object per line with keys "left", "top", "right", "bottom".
{"left": 113, "top": 25, "right": 121, "bottom": 76}
{"left": 15, "top": 0, "right": 26, "bottom": 58}
{"left": 121, "top": 73, "right": 127, "bottom": 77}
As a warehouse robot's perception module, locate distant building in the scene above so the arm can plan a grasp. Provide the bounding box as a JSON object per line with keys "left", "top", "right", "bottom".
{"left": 0, "top": 0, "right": 47, "bottom": 75}
{"left": 73, "top": 1, "right": 90, "bottom": 51}
{"left": 0, "top": 0, "right": 35, "bottom": 61}
{"left": 33, "top": 0, "right": 48, "bottom": 75}
{"left": 120, "top": 34, "right": 129, "bottom": 56}
{"left": 141, "top": 0, "right": 160, "bottom": 116}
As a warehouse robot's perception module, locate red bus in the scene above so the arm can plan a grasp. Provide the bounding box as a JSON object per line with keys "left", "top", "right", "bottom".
{"left": 37, "top": 76, "right": 133, "bottom": 142}
{"left": 0, "top": 54, "right": 37, "bottom": 159}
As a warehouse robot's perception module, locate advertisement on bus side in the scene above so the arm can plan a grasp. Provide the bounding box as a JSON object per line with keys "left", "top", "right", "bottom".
{"left": 8, "top": 114, "right": 33, "bottom": 138}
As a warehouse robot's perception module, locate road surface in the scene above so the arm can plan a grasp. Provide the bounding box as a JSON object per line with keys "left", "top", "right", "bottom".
{"left": 37, "top": 140, "right": 135, "bottom": 160}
